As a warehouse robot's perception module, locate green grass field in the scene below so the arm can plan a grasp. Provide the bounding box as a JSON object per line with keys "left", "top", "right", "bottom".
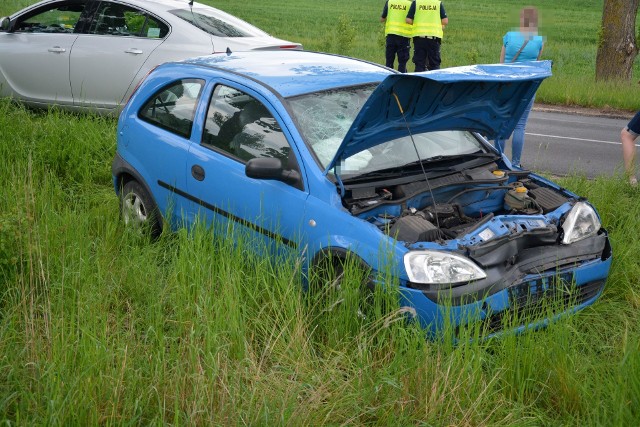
{"left": 1, "top": 0, "right": 640, "bottom": 425}
{"left": 1, "top": 0, "right": 640, "bottom": 110}
{"left": 205, "top": 0, "right": 640, "bottom": 111}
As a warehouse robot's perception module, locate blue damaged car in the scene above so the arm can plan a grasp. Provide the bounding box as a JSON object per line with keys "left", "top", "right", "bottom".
{"left": 112, "top": 50, "right": 611, "bottom": 334}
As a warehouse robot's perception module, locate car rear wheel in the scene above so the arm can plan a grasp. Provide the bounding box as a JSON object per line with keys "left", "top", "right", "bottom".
{"left": 120, "top": 180, "right": 162, "bottom": 238}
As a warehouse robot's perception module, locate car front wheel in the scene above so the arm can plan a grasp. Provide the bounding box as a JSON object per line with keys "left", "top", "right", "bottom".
{"left": 119, "top": 180, "right": 162, "bottom": 238}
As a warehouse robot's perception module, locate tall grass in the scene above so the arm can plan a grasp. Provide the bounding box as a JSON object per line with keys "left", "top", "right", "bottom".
{"left": 0, "top": 2, "right": 639, "bottom": 425}
{"left": 1, "top": 96, "right": 640, "bottom": 425}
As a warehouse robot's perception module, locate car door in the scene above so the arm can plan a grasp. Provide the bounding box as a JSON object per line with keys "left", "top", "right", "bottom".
{"left": 185, "top": 81, "right": 309, "bottom": 253}
{"left": 70, "top": 1, "right": 168, "bottom": 110}
{"left": 127, "top": 77, "right": 206, "bottom": 227}
{"left": 0, "top": 0, "right": 87, "bottom": 106}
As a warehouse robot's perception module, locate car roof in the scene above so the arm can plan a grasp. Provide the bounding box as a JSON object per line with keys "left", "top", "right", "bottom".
{"left": 15, "top": 0, "right": 197, "bottom": 14}
{"left": 177, "top": 50, "right": 395, "bottom": 98}
{"left": 120, "top": 0, "right": 220, "bottom": 12}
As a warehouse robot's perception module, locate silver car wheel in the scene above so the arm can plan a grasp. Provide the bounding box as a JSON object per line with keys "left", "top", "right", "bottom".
{"left": 122, "top": 191, "right": 148, "bottom": 226}
{"left": 119, "top": 180, "right": 162, "bottom": 237}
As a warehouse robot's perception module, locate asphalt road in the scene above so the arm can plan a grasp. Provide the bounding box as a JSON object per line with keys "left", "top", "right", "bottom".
{"left": 499, "top": 107, "right": 635, "bottom": 178}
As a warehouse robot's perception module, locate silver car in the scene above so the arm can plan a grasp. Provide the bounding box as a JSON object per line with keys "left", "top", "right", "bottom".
{"left": 0, "top": 0, "right": 301, "bottom": 113}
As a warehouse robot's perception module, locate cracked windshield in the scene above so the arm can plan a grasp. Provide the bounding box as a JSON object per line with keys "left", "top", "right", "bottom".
{"left": 287, "top": 84, "right": 485, "bottom": 176}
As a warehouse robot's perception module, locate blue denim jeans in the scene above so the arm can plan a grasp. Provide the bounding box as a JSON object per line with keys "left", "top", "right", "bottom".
{"left": 495, "top": 96, "right": 535, "bottom": 168}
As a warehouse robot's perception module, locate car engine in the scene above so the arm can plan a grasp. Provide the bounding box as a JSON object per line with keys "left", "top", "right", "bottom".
{"left": 342, "top": 163, "right": 571, "bottom": 245}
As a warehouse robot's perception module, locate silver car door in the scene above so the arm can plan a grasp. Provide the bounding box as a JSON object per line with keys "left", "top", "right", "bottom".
{"left": 70, "top": 1, "right": 168, "bottom": 110}
{"left": 0, "top": 1, "right": 85, "bottom": 107}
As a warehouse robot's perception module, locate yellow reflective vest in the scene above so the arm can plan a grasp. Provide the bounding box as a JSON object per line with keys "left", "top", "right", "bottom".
{"left": 413, "top": 0, "right": 444, "bottom": 38}
{"left": 385, "top": 0, "right": 413, "bottom": 37}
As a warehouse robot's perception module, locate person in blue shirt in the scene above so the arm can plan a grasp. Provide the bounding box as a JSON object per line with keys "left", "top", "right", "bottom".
{"left": 494, "top": 7, "right": 544, "bottom": 168}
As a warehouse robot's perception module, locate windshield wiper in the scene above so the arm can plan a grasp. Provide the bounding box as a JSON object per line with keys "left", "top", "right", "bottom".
{"left": 402, "top": 152, "right": 498, "bottom": 169}
{"left": 342, "top": 168, "right": 408, "bottom": 181}
{"left": 343, "top": 164, "right": 456, "bottom": 182}
{"left": 343, "top": 152, "right": 498, "bottom": 182}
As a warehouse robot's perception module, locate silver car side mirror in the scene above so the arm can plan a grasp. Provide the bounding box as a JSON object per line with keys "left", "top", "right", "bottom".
{"left": 0, "top": 17, "right": 10, "bottom": 31}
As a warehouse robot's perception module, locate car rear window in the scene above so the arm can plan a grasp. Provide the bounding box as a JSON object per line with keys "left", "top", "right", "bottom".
{"left": 169, "top": 9, "right": 267, "bottom": 37}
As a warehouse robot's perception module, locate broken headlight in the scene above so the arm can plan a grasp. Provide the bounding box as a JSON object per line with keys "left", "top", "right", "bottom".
{"left": 561, "top": 201, "right": 601, "bottom": 245}
{"left": 404, "top": 250, "right": 487, "bottom": 284}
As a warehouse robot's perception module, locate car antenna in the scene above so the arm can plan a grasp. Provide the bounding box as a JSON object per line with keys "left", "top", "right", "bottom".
{"left": 226, "top": 47, "right": 232, "bottom": 55}
{"left": 188, "top": 0, "right": 215, "bottom": 53}
{"left": 392, "top": 91, "right": 443, "bottom": 240}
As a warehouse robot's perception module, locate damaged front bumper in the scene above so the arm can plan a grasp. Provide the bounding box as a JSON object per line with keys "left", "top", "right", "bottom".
{"left": 400, "top": 229, "right": 612, "bottom": 335}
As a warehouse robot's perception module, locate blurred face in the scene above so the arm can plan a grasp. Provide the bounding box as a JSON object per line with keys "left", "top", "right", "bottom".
{"left": 520, "top": 7, "right": 538, "bottom": 29}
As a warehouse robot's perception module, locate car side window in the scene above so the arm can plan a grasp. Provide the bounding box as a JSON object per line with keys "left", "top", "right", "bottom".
{"left": 14, "top": 2, "right": 84, "bottom": 33}
{"left": 88, "top": 2, "right": 168, "bottom": 38}
{"left": 138, "top": 79, "right": 204, "bottom": 139}
{"left": 203, "top": 85, "right": 291, "bottom": 164}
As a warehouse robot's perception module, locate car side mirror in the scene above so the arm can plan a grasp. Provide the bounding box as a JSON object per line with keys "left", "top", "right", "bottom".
{"left": 0, "top": 17, "right": 11, "bottom": 32}
{"left": 245, "top": 157, "right": 302, "bottom": 187}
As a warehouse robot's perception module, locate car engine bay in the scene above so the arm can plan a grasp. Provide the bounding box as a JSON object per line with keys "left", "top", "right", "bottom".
{"left": 342, "top": 162, "right": 572, "bottom": 245}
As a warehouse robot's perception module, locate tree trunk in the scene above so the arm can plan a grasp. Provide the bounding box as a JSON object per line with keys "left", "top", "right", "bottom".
{"left": 595, "top": 0, "right": 639, "bottom": 81}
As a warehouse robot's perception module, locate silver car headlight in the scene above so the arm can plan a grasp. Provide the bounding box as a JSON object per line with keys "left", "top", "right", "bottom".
{"left": 404, "top": 250, "right": 487, "bottom": 284}
{"left": 561, "top": 201, "right": 601, "bottom": 245}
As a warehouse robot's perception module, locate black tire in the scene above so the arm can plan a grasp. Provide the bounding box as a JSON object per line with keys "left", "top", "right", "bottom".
{"left": 309, "top": 253, "right": 374, "bottom": 313}
{"left": 119, "top": 180, "right": 162, "bottom": 238}
{"left": 309, "top": 253, "right": 345, "bottom": 292}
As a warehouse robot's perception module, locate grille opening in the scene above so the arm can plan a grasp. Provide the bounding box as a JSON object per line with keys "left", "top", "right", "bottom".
{"left": 456, "top": 276, "right": 605, "bottom": 337}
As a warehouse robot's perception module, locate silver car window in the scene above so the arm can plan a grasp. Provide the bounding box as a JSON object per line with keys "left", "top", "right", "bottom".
{"left": 14, "top": 2, "right": 84, "bottom": 34}
{"left": 88, "top": 2, "right": 168, "bottom": 38}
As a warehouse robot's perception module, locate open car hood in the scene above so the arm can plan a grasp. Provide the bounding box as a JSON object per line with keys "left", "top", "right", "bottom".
{"left": 325, "top": 60, "right": 552, "bottom": 174}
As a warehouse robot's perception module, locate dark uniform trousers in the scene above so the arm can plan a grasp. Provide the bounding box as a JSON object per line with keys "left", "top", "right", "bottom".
{"left": 385, "top": 34, "right": 411, "bottom": 73}
{"left": 412, "top": 36, "right": 441, "bottom": 72}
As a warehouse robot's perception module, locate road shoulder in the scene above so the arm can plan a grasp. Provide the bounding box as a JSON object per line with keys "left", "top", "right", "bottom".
{"left": 534, "top": 103, "right": 633, "bottom": 120}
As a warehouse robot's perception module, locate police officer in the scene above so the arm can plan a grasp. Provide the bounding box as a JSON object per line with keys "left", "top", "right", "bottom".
{"left": 406, "top": 0, "right": 448, "bottom": 71}
{"left": 380, "top": 0, "right": 413, "bottom": 73}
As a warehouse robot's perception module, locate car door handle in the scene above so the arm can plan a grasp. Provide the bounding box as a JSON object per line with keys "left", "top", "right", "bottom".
{"left": 48, "top": 46, "right": 66, "bottom": 53}
{"left": 191, "top": 165, "right": 205, "bottom": 181}
{"left": 124, "top": 48, "right": 143, "bottom": 55}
